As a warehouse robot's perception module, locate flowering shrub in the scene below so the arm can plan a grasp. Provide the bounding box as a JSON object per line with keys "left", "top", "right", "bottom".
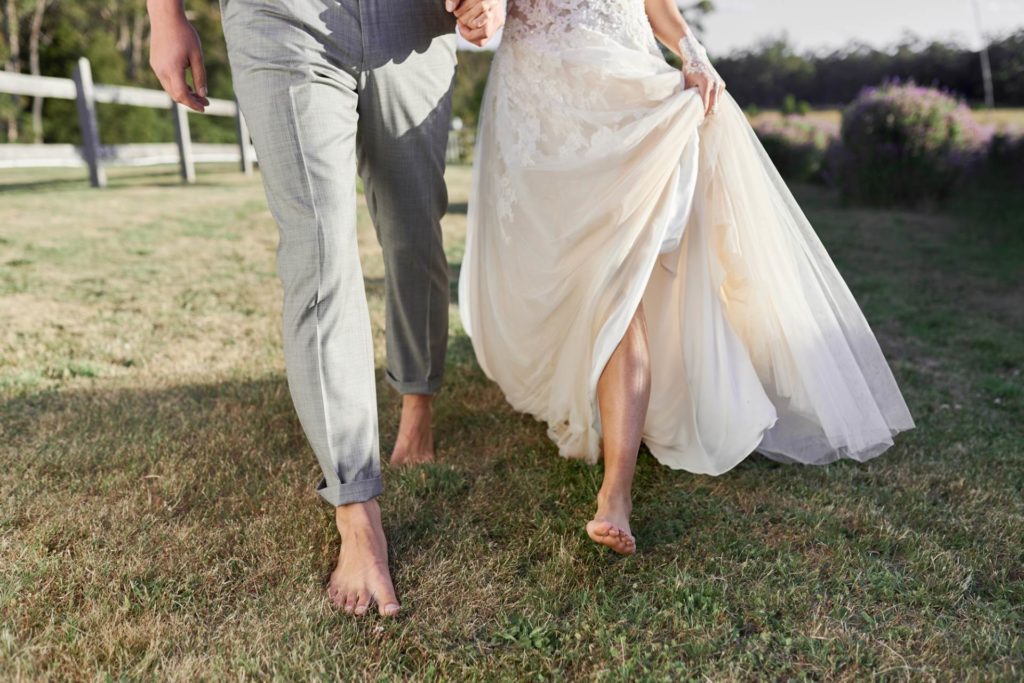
{"left": 836, "top": 82, "right": 991, "bottom": 206}
{"left": 753, "top": 116, "right": 838, "bottom": 184}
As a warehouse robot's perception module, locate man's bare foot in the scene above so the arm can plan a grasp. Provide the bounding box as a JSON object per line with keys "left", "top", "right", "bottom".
{"left": 389, "top": 394, "right": 435, "bottom": 467}
{"left": 586, "top": 489, "right": 636, "bottom": 555}
{"left": 326, "top": 500, "right": 400, "bottom": 617}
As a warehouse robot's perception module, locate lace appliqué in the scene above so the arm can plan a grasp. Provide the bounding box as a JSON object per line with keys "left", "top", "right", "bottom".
{"left": 678, "top": 33, "right": 722, "bottom": 82}
{"left": 488, "top": 0, "right": 666, "bottom": 221}
{"left": 504, "top": 0, "right": 658, "bottom": 53}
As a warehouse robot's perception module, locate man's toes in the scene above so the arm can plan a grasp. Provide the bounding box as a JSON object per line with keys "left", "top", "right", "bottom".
{"left": 343, "top": 593, "right": 358, "bottom": 614}
{"left": 354, "top": 591, "right": 371, "bottom": 616}
{"left": 373, "top": 582, "right": 400, "bottom": 617}
{"left": 327, "top": 585, "right": 344, "bottom": 608}
{"left": 587, "top": 520, "right": 612, "bottom": 538}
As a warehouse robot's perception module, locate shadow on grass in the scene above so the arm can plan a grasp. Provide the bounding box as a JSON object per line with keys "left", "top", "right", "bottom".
{"left": 0, "top": 346, "right": 717, "bottom": 563}
{"left": 0, "top": 164, "right": 252, "bottom": 194}
{"left": 0, "top": 345, "right": 556, "bottom": 546}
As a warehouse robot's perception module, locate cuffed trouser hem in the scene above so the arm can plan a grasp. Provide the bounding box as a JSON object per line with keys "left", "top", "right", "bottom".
{"left": 315, "top": 475, "right": 384, "bottom": 506}
{"left": 386, "top": 373, "right": 444, "bottom": 396}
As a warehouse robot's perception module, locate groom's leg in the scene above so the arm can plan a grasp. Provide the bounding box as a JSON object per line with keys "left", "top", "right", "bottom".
{"left": 222, "top": 0, "right": 382, "bottom": 505}
{"left": 356, "top": 36, "right": 458, "bottom": 397}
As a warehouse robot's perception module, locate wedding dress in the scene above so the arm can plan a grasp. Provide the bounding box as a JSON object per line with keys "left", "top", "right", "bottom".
{"left": 458, "top": 0, "right": 915, "bottom": 474}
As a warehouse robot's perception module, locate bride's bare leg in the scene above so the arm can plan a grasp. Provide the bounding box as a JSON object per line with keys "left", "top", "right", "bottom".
{"left": 587, "top": 303, "right": 650, "bottom": 555}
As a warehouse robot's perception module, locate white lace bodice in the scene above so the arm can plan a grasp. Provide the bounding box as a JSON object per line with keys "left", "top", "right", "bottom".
{"left": 482, "top": 0, "right": 677, "bottom": 223}
{"left": 503, "top": 0, "right": 660, "bottom": 54}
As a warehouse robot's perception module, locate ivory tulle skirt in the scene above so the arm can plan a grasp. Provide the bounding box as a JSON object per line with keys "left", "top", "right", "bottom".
{"left": 458, "top": 17, "right": 914, "bottom": 474}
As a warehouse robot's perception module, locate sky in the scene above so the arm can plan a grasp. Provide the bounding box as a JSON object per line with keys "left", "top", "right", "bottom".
{"left": 699, "top": 0, "right": 1024, "bottom": 55}
{"left": 457, "top": 0, "right": 1024, "bottom": 54}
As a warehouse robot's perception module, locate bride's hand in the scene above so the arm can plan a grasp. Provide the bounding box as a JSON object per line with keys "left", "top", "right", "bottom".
{"left": 679, "top": 33, "right": 726, "bottom": 117}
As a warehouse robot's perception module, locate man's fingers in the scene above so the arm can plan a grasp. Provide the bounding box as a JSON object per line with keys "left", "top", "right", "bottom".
{"left": 445, "top": 0, "right": 461, "bottom": 11}
{"left": 459, "top": 24, "right": 489, "bottom": 44}
{"left": 461, "top": 32, "right": 488, "bottom": 47}
{"left": 153, "top": 70, "right": 173, "bottom": 101}
{"left": 457, "top": 4, "right": 484, "bottom": 26}
{"left": 174, "top": 89, "right": 204, "bottom": 112}
{"left": 452, "top": 0, "right": 476, "bottom": 18}
{"left": 189, "top": 49, "right": 209, "bottom": 101}
{"left": 455, "top": 0, "right": 488, "bottom": 23}
{"left": 165, "top": 71, "right": 204, "bottom": 112}
{"left": 458, "top": 22, "right": 483, "bottom": 39}
{"left": 162, "top": 68, "right": 189, "bottom": 101}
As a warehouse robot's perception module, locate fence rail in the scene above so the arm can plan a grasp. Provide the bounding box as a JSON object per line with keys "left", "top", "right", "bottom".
{"left": 0, "top": 142, "right": 251, "bottom": 169}
{"left": 2, "top": 57, "right": 471, "bottom": 187}
{"left": 0, "top": 57, "right": 253, "bottom": 187}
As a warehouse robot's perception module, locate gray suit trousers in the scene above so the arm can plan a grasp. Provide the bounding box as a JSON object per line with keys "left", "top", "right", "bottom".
{"left": 220, "top": 0, "right": 456, "bottom": 505}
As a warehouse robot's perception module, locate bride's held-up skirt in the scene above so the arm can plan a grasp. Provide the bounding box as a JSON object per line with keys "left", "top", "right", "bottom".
{"left": 458, "top": 2, "right": 914, "bottom": 474}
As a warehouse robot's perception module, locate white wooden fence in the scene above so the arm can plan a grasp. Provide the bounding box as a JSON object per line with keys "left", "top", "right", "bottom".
{"left": 1, "top": 57, "right": 472, "bottom": 187}
{"left": 0, "top": 56, "right": 254, "bottom": 187}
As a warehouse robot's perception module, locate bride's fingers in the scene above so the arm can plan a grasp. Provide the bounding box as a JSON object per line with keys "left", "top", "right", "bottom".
{"left": 709, "top": 81, "right": 723, "bottom": 115}
{"left": 700, "top": 80, "right": 713, "bottom": 116}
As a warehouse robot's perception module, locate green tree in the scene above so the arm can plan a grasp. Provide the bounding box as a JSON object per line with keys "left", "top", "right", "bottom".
{"left": 3, "top": 0, "right": 233, "bottom": 144}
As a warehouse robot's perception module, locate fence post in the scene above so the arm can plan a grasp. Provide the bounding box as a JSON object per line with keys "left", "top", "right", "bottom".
{"left": 235, "top": 106, "right": 254, "bottom": 175}
{"left": 172, "top": 102, "right": 196, "bottom": 184}
{"left": 72, "top": 57, "right": 106, "bottom": 188}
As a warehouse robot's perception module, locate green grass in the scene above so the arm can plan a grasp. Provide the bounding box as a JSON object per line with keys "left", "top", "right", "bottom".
{"left": 1, "top": 163, "right": 1022, "bottom": 680}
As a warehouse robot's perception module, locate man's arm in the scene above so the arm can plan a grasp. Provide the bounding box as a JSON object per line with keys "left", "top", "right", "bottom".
{"left": 447, "top": 0, "right": 505, "bottom": 48}
{"left": 147, "top": 0, "right": 210, "bottom": 112}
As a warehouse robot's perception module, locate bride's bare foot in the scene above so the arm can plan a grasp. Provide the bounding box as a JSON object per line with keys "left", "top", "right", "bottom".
{"left": 326, "top": 500, "right": 401, "bottom": 617}
{"left": 586, "top": 489, "right": 636, "bottom": 555}
{"left": 389, "top": 394, "right": 435, "bottom": 467}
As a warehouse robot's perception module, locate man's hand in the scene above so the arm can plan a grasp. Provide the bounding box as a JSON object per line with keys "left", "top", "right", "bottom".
{"left": 147, "top": 1, "right": 210, "bottom": 113}
{"left": 446, "top": 0, "right": 505, "bottom": 48}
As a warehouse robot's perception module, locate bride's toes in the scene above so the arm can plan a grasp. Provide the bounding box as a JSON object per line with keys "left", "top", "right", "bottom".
{"left": 586, "top": 519, "right": 613, "bottom": 540}
{"left": 611, "top": 531, "right": 636, "bottom": 555}
{"left": 621, "top": 534, "right": 637, "bottom": 554}
{"left": 587, "top": 519, "right": 635, "bottom": 555}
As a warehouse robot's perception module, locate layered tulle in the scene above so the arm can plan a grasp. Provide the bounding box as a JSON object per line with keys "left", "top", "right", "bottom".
{"left": 458, "top": 20, "right": 913, "bottom": 474}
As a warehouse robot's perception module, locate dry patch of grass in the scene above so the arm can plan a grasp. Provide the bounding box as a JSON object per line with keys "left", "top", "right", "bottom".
{"left": 751, "top": 106, "right": 1024, "bottom": 132}
{"left": 1, "top": 164, "right": 1021, "bottom": 680}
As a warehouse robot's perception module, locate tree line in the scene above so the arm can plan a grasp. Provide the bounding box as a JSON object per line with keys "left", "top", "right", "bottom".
{"left": 1, "top": 0, "right": 1020, "bottom": 145}
{"left": 715, "top": 32, "right": 1024, "bottom": 109}
{"left": 2, "top": 0, "right": 232, "bottom": 145}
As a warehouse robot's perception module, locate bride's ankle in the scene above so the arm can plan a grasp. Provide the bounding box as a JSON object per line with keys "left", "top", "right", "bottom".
{"left": 596, "top": 486, "right": 632, "bottom": 517}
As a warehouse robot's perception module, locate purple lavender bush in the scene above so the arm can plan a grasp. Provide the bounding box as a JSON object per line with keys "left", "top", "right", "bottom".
{"left": 836, "top": 82, "right": 991, "bottom": 206}
{"left": 753, "top": 116, "right": 838, "bottom": 184}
